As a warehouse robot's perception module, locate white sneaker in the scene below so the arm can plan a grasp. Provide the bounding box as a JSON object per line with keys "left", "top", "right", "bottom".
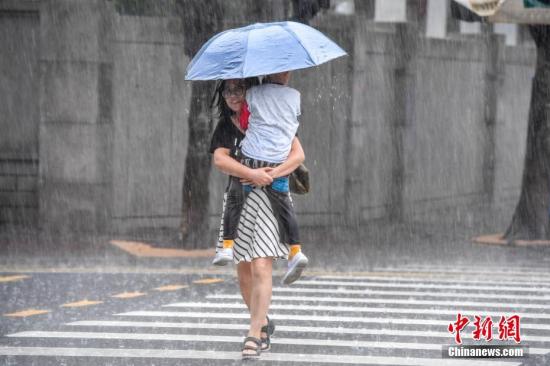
{"left": 281, "top": 251, "right": 308, "bottom": 285}
{"left": 212, "top": 247, "right": 233, "bottom": 266}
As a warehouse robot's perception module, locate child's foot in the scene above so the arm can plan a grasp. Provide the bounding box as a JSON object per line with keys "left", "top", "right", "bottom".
{"left": 281, "top": 251, "right": 308, "bottom": 285}
{"left": 212, "top": 247, "right": 233, "bottom": 266}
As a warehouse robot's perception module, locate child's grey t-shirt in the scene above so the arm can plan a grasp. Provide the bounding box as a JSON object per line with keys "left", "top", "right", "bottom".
{"left": 240, "top": 83, "right": 300, "bottom": 164}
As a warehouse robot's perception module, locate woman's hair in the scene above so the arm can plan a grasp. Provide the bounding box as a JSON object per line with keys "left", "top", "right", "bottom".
{"left": 211, "top": 77, "right": 260, "bottom": 122}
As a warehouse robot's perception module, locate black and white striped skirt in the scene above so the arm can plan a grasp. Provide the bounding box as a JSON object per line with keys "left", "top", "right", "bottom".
{"left": 216, "top": 187, "right": 290, "bottom": 262}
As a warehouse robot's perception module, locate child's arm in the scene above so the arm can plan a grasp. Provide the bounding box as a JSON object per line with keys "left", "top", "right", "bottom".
{"left": 213, "top": 148, "right": 273, "bottom": 186}
{"left": 268, "top": 137, "right": 305, "bottom": 179}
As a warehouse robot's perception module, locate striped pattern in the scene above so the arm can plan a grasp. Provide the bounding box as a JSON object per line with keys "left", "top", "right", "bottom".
{"left": 0, "top": 346, "right": 520, "bottom": 365}
{"left": 2, "top": 267, "right": 550, "bottom": 365}
{"left": 216, "top": 189, "right": 289, "bottom": 262}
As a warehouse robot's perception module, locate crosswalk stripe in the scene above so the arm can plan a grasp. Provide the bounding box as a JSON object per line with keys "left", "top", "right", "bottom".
{"left": 384, "top": 265, "right": 550, "bottom": 273}
{"left": 296, "top": 279, "right": 550, "bottom": 293}
{"left": 117, "top": 311, "right": 550, "bottom": 330}
{"left": 66, "top": 320, "right": 550, "bottom": 343}
{"left": 209, "top": 293, "right": 550, "bottom": 310}
{"left": 272, "top": 287, "right": 550, "bottom": 301}
{"left": 69, "top": 320, "right": 250, "bottom": 330}
{"left": 6, "top": 331, "right": 547, "bottom": 355}
{"left": 3, "top": 270, "right": 546, "bottom": 365}
{"left": 372, "top": 267, "right": 550, "bottom": 277}
{"left": 317, "top": 275, "right": 550, "bottom": 286}
{"left": 0, "top": 346, "right": 522, "bottom": 365}
{"left": 163, "top": 301, "right": 550, "bottom": 320}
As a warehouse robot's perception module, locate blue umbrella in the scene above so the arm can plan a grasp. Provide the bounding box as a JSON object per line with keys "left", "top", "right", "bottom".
{"left": 185, "top": 21, "right": 347, "bottom": 80}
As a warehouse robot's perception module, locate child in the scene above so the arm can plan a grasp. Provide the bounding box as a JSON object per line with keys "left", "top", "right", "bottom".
{"left": 213, "top": 71, "right": 308, "bottom": 285}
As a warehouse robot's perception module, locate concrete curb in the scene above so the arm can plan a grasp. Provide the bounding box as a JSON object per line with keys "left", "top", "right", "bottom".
{"left": 473, "top": 233, "right": 550, "bottom": 247}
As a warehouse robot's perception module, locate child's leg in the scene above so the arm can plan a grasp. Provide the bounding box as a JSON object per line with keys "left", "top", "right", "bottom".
{"left": 213, "top": 176, "right": 243, "bottom": 267}
{"left": 265, "top": 179, "right": 301, "bottom": 248}
{"left": 265, "top": 179, "right": 308, "bottom": 284}
{"left": 223, "top": 176, "right": 245, "bottom": 248}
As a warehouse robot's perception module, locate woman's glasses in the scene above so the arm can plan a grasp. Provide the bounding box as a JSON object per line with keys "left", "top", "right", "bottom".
{"left": 222, "top": 87, "right": 245, "bottom": 98}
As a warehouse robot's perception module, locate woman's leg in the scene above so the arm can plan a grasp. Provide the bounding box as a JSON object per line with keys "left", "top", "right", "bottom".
{"left": 238, "top": 261, "right": 270, "bottom": 333}
{"left": 237, "top": 261, "right": 252, "bottom": 309}
{"left": 242, "top": 257, "right": 273, "bottom": 356}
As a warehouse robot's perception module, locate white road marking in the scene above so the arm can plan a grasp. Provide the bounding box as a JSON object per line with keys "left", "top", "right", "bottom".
{"left": 3, "top": 269, "right": 546, "bottom": 365}
{"left": 163, "top": 301, "right": 550, "bottom": 320}
{"left": 0, "top": 346, "right": 524, "bottom": 365}
{"left": 317, "top": 275, "right": 550, "bottom": 286}
{"left": 372, "top": 267, "right": 550, "bottom": 278}
{"left": 7, "top": 331, "right": 547, "bottom": 355}
{"left": 209, "top": 293, "right": 550, "bottom": 310}
{"left": 67, "top": 320, "right": 550, "bottom": 343}
{"left": 382, "top": 265, "right": 550, "bottom": 273}
{"left": 116, "top": 310, "right": 550, "bottom": 330}
{"left": 296, "top": 279, "right": 550, "bottom": 293}
{"left": 272, "top": 287, "right": 550, "bottom": 301}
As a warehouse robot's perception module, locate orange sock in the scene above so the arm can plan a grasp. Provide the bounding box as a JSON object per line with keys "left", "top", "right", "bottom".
{"left": 289, "top": 244, "right": 301, "bottom": 259}
{"left": 223, "top": 240, "right": 234, "bottom": 249}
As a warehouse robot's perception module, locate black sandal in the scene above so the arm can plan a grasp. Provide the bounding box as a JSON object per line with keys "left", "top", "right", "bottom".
{"left": 260, "top": 316, "right": 275, "bottom": 351}
{"left": 242, "top": 336, "right": 262, "bottom": 360}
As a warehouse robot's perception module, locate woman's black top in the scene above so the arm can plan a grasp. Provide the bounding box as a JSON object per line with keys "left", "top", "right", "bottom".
{"left": 209, "top": 116, "right": 245, "bottom": 156}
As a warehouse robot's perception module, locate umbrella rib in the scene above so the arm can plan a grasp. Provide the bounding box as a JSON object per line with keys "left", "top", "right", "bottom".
{"left": 281, "top": 24, "right": 318, "bottom": 66}
{"left": 242, "top": 28, "right": 252, "bottom": 78}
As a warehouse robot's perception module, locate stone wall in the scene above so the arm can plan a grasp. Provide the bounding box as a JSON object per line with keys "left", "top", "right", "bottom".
{"left": 110, "top": 15, "right": 189, "bottom": 232}
{"left": 0, "top": 1, "right": 536, "bottom": 237}
{"left": 38, "top": 0, "right": 114, "bottom": 233}
{"left": 0, "top": 158, "right": 38, "bottom": 225}
{"left": 404, "top": 36, "right": 488, "bottom": 214}
{"left": 0, "top": 1, "right": 40, "bottom": 225}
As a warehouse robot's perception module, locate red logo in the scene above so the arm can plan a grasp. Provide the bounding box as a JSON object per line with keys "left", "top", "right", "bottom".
{"left": 448, "top": 314, "right": 521, "bottom": 344}
{"left": 472, "top": 315, "right": 493, "bottom": 341}
{"left": 498, "top": 315, "right": 521, "bottom": 343}
{"left": 448, "top": 313, "right": 470, "bottom": 344}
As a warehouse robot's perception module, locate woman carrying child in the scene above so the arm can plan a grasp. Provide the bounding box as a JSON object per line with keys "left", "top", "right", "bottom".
{"left": 209, "top": 76, "right": 306, "bottom": 359}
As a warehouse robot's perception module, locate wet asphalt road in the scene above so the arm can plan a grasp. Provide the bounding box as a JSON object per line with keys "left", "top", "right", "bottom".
{"left": 1, "top": 267, "right": 550, "bottom": 366}
{"left": 2, "top": 200, "right": 550, "bottom": 365}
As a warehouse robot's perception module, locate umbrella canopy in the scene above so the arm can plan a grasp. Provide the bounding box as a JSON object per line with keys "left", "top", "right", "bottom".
{"left": 185, "top": 21, "right": 347, "bottom": 80}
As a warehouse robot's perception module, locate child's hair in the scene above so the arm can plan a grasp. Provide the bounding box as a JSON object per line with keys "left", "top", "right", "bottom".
{"left": 212, "top": 77, "right": 260, "bottom": 122}
{"left": 265, "top": 71, "right": 290, "bottom": 85}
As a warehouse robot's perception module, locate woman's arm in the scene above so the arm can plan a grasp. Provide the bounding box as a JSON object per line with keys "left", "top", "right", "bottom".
{"left": 268, "top": 137, "right": 305, "bottom": 179}
{"left": 213, "top": 148, "right": 273, "bottom": 186}
{"left": 213, "top": 148, "right": 251, "bottom": 178}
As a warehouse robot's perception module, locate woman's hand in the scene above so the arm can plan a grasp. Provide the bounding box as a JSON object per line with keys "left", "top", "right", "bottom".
{"left": 241, "top": 167, "right": 274, "bottom": 187}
